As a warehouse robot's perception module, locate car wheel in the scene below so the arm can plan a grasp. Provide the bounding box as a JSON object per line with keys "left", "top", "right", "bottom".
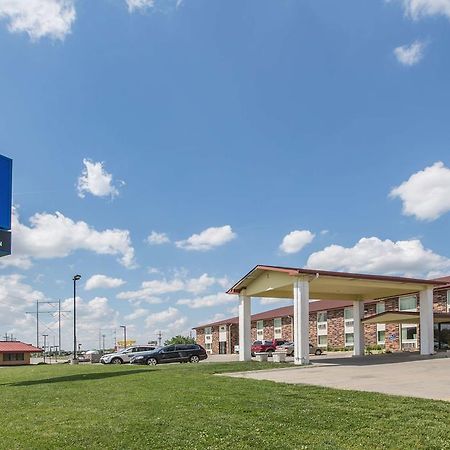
{"left": 146, "top": 358, "right": 158, "bottom": 366}
{"left": 315, "top": 349, "right": 322, "bottom": 356}
{"left": 111, "top": 358, "right": 122, "bottom": 364}
{"left": 189, "top": 355, "right": 200, "bottom": 363}
{"left": 251, "top": 352, "right": 255, "bottom": 357}
{"left": 266, "top": 350, "right": 274, "bottom": 357}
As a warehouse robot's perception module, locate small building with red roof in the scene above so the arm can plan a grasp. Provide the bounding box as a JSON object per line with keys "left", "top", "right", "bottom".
{"left": 0, "top": 341, "right": 42, "bottom": 366}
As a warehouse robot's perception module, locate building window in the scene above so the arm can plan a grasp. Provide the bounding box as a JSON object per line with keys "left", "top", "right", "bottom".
{"left": 204, "top": 327, "right": 212, "bottom": 335}
{"left": 377, "top": 326, "right": 386, "bottom": 344}
{"left": 447, "top": 291, "right": 450, "bottom": 312}
{"left": 205, "top": 343, "right": 212, "bottom": 350}
{"left": 274, "top": 318, "right": 282, "bottom": 339}
{"left": 317, "top": 311, "right": 327, "bottom": 345}
{"left": 399, "top": 296, "right": 417, "bottom": 311}
{"left": 344, "top": 307, "right": 354, "bottom": 346}
{"left": 376, "top": 301, "right": 385, "bottom": 314}
{"left": 256, "top": 320, "right": 264, "bottom": 339}
{"left": 3, "top": 353, "right": 24, "bottom": 361}
{"left": 345, "top": 333, "right": 354, "bottom": 345}
{"left": 401, "top": 325, "right": 417, "bottom": 342}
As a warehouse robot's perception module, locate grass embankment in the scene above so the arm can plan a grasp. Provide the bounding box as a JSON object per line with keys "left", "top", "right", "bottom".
{"left": 0, "top": 362, "right": 449, "bottom": 449}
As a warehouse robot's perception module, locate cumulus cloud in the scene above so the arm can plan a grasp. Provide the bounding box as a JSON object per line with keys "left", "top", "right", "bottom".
{"left": 117, "top": 273, "right": 226, "bottom": 302}
{"left": 144, "top": 306, "right": 187, "bottom": 332}
{"left": 398, "top": 0, "right": 450, "bottom": 20}
{"left": 85, "top": 274, "right": 126, "bottom": 291}
{"left": 306, "top": 236, "right": 450, "bottom": 278}
{"left": 125, "top": 307, "right": 149, "bottom": 321}
{"left": 394, "top": 40, "right": 426, "bottom": 66}
{"left": 177, "top": 292, "right": 237, "bottom": 309}
{"left": 176, "top": 225, "right": 236, "bottom": 251}
{"left": 0, "top": 0, "right": 75, "bottom": 41}
{"left": 77, "top": 159, "right": 124, "bottom": 199}
{"left": 146, "top": 231, "right": 170, "bottom": 245}
{"left": 5, "top": 208, "right": 135, "bottom": 269}
{"left": 279, "top": 230, "right": 315, "bottom": 254}
{"left": 390, "top": 162, "right": 450, "bottom": 221}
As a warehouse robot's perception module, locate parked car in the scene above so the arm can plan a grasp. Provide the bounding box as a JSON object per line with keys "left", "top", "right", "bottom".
{"left": 251, "top": 339, "right": 287, "bottom": 356}
{"left": 281, "top": 342, "right": 323, "bottom": 356}
{"left": 100, "top": 345, "right": 157, "bottom": 364}
{"left": 130, "top": 344, "right": 207, "bottom": 365}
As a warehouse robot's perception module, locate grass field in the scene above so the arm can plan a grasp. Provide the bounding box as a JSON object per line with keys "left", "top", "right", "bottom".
{"left": 0, "top": 362, "right": 449, "bottom": 449}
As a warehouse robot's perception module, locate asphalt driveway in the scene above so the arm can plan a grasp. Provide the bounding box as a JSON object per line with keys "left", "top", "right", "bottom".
{"left": 223, "top": 353, "right": 450, "bottom": 401}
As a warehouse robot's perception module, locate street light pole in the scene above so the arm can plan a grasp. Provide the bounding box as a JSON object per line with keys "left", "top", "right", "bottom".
{"left": 73, "top": 274, "right": 81, "bottom": 361}
{"left": 120, "top": 325, "right": 127, "bottom": 350}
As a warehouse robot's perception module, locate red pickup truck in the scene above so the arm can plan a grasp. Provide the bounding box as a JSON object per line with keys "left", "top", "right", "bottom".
{"left": 251, "top": 339, "right": 287, "bottom": 356}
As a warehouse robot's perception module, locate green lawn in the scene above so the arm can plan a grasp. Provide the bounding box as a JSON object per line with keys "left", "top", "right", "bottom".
{"left": 0, "top": 362, "right": 449, "bottom": 449}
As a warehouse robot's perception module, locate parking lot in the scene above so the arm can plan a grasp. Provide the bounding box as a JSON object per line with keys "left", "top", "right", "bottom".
{"left": 222, "top": 353, "right": 450, "bottom": 401}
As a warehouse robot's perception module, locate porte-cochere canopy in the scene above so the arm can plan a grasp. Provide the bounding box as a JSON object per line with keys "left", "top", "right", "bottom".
{"left": 227, "top": 265, "right": 447, "bottom": 365}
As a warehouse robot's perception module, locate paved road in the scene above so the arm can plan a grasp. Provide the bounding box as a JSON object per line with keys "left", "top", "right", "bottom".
{"left": 222, "top": 354, "right": 450, "bottom": 401}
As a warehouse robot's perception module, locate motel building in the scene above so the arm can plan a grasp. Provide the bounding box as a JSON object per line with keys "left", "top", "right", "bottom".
{"left": 194, "top": 266, "right": 450, "bottom": 362}
{"left": 0, "top": 341, "right": 43, "bottom": 366}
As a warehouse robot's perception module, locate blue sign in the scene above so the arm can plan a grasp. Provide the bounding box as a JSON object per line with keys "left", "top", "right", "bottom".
{"left": 0, "top": 154, "right": 12, "bottom": 231}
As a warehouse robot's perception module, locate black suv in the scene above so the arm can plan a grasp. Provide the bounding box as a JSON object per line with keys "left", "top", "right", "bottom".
{"left": 130, "top": 344, "right": 208, "bottom": 365}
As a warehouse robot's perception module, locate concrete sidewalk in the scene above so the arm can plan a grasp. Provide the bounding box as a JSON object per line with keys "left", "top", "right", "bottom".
{"left": 222, "top": 354, "right": 450, "bottom": 401}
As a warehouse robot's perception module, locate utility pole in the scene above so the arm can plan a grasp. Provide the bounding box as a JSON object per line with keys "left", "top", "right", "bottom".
{"left": 102, "top": 334, "right": 106, "bottom": 352}
{"left": 43, "top": 334, "right": 48, "bottom": 363}
{"left": 58, "top": 300, "right": 62, "bottom": 356}
{"left": 36, "top": 300, "right": 39, "bottom": 347}
{"left": 120, "top": 325, "right": 127, "bottom": 349}
{"left": 157, "top": 330, "right": 162, "bottom": 346}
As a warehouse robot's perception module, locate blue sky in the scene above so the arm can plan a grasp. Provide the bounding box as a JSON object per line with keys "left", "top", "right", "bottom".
{"left": 1, "top": 0, "right": 450, "bottom": 350}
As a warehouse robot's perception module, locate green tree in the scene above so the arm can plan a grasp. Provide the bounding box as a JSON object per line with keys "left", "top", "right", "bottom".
{"left": 164, "top": 335, "right": 196, "bottom": 346}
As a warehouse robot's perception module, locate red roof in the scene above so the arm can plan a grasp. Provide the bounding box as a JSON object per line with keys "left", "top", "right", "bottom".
{"left": 0, "top": 341, "right": 42, "bottom": 353}
{"left": 194, "top": 300, "right": 353, "bottom": 329}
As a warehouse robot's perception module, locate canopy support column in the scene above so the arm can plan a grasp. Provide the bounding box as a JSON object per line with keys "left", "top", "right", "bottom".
{"left": 353, "top": 301, "right": 365, "bottom": 356}
{"left": 293, "top": 278, "right": 310, "bottom": 365}
{"left": 238, "top": 291, "right": 252, "bottom": 361}
{"left": 419, "top": 287, "right": 434, "bottom": 355}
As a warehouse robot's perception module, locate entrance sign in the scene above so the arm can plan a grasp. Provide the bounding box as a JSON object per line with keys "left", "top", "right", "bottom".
{"left": 0, "top": 154, "right": 12, "bottom": 231}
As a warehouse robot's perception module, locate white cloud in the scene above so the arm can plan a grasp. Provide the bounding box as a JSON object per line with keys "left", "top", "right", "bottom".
{"left": 394, "top": 40, "right": 426, "bottom": 66}
{"left": 85, "top": 275, "right": 126, "bottom": 291}
{"left": 77, "top": 159, "right": 124, "bottom": 199}
{"left": 117, "top": 273, "right": 225, "bottom": 302}
{"left": 176, "top": 225, "right": 236, "bottom": 251}
{"left": 6, "top": 208, "right": 135, "bottom": 269}
{"left": 145, "top": 306, "right": 180, "bottom": 327}
{"left": 0, "top": 0, "right": 75, "bottom": 41}
{"left": 306, "top": 236, "right": 450, "bottom": 278}
{"left": 125, "top": 307, "right": 149, "bottom": 321}
{"left": 177, "top": 292, "right": 237, "bottom": 309}
{"left": 126, "top": 0, "right": 155, "bottom": 12}
{"left": 398, "top": 0, "right": 450, "bottom": 20}
{"left": 146, "top": 231, "right": 170, "bottom": 245}
{"left": 390, "top": 162, "right": 450, "bottom": 221}
{"left": 279, "top": 230, "right": 315, "bottom": 254}
{"left": 125, "top": 0, "right": 182, "bottom": 13}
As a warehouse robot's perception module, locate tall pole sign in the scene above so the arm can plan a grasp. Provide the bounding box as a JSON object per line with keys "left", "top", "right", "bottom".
{"left": 0, "top": 154, "right": 12, "bottom": 257}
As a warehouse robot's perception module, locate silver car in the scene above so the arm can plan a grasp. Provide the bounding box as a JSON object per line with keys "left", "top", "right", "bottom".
{"left": 100, "top": 345, "right": 157, "bottom": 364}
{"left": 279, "top": 342, "right": 323, "bottom": 356}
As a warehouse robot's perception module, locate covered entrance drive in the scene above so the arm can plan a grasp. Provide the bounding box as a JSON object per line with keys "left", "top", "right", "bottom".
{"left": 227, "top": 265, "right": 446, "bottom": 365}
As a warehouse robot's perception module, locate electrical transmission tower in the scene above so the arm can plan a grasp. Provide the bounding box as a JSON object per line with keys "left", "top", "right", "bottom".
{"left": 25, "top": 300, "right": 70, "bottom": 353}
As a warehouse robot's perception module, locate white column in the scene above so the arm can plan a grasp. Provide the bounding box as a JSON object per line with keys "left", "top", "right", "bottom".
{"left": 353, "top": 301, "right": 365, "bottom": 356}
{"left": 293, "top": 278, "right": 310, "bottom": 365}
{"left": 419, "top": 288, "right": 434, "bottom": 355}
{"left": 238, "top": 291, "right": 252, "bottom": 361}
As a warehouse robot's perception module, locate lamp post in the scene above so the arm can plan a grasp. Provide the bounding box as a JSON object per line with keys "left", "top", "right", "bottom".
{"left": 73, "top": 274, "right": 81, "bottom": 361}
{"left": 120, "top": 325, "right": 127, "bottom": 350}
